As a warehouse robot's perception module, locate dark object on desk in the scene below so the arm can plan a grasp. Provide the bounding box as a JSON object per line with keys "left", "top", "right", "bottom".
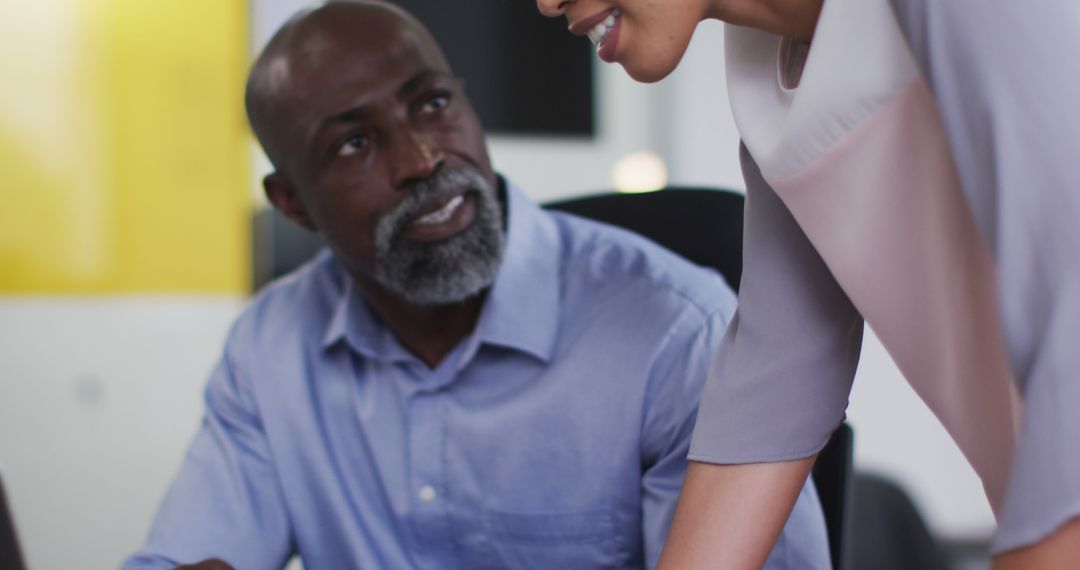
{"left": 1, "top": 473, "right": 27, "bottom": 570}
{"left": 848, "top": 472, "right": 951, "bottom": 570}
{"left": 175, "top": 559, "right": 236, "bottom": 570}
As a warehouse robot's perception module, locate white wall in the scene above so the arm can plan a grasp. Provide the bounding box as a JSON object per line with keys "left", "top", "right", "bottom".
{"left": 660, "top": 19, "right": 746, "bottom": 191}
{"left": 848, "top": 329, "right": 996, "bottom": 538}
{"left": 0, "top": 298, "right": 244, "bottom": 569}
{"left": 0, "top": 5, "right": 997, "bottom": 570}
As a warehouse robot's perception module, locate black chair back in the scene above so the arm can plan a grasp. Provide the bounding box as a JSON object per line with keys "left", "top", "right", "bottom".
{"left": 813, "top": 423, "right": 854, "bottom": 569}
{"left": 847, "top": 472, "right": 950, "bottom": 570}
{"left": 0, "top": 475, "right": 27, "bottom": 570}
{"left": 546, "top": 188, "right": 744, "bottom": 292}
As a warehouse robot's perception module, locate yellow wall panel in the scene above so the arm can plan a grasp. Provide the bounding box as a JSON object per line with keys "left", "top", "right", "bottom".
{"left": 0, "top": 0, "right": 251, "bottom": 293}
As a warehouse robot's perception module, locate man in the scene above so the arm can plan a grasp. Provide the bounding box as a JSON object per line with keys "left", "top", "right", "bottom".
{"left": 125, "top": 2, "right": 829, "bottom": 568}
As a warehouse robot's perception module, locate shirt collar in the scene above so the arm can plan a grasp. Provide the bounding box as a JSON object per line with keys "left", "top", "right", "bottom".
{"left": 322, "top": 277, "right": 415, "bottom": 362}
{"left": 470, "top": 178, "right": 561, "bottom": 362}
{"left": 321, "top": 176, "right": 562, "bottom": 364}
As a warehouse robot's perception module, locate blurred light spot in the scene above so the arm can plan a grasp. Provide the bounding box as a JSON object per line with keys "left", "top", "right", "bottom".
{"left": 73, "top": 375, "right": 104, "bottom": 408}
{"left": 612, "top": 151, "right": 668, "bottom": 194}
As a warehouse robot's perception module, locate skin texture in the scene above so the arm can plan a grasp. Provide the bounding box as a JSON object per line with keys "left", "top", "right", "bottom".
{"left": 656, "top": 458, "right": 816, "bottom": 569}
{"left": 992, "top": 518, "right": 1080, "bottom": 570}
{"left": 247, "top": 1, "right": 499, "bottom": 369}
{"left": 534, "top": 0, "right": 823, "bottom": 82}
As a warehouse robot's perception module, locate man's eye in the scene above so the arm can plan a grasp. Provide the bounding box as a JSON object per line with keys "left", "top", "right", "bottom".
{"left": 420, "top": 94, "right": 449, "bottom": 114}
{"left": 337, "top": 134, "right": 368, "bottom": 157}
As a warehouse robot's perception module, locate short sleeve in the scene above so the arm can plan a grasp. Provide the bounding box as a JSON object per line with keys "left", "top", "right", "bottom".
{"left": 689, "top": 146, "right": 864, "bottom": 463}
{"left": 639, "top": 303, "right": 730, "bottom": 568}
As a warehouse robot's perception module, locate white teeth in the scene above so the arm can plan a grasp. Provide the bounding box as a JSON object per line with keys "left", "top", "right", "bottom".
{"left": 587, "top": 8, "right": 620, "bottom": 47}
{"left": 413, "top": 195, "right": 464, "bottom": 227}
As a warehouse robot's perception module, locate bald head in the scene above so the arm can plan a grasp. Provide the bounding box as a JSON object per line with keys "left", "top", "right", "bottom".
{"left": 246, "top": 1, "right": 453, "bottom": 170}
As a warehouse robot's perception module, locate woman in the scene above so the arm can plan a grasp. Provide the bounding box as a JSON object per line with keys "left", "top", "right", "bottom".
{"left": 535, "top": 1, "right": 1080, "bottom": 568}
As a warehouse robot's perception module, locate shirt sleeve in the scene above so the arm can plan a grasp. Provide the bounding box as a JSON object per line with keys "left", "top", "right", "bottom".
{"left": 689, "top": 145, "right": 864, "bottom": 464}
{"left": 123, "top": 338, "right": 294, "bottom": 570}
{"left": 890, "top": 0, "right": 1080, "bottom": 553}
{"left": 639, "top": 276, "right": 832, "bottom": 570}
{"left": 638, "top": 301, "right": 730, "bottom": 569}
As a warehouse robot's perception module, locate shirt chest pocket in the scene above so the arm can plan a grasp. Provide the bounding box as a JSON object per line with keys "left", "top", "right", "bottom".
{"left": 455, "top": 507, "right": 631, "bottom": 569}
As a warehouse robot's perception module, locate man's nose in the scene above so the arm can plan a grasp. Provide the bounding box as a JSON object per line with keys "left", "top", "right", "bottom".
{"left": 388, "top": 129, "right": 444, "bottom": 189}
{"left": 536, "top": 0, "right": 573, "bottom": 18}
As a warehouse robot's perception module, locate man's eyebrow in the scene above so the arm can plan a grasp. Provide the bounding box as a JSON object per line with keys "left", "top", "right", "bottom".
{"left": 397, "top": 70, "right": 452, "bottom": 98}
{"left": 312, "top": 71, "right": 453, "bottom": 140}
{"left": 314, "top": 105, "right": 372, "bottom": 144}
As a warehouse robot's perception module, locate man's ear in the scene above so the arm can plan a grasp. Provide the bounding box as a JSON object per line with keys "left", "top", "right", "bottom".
{"left": 264, "top": 172, "right": 316, "bottom": 231}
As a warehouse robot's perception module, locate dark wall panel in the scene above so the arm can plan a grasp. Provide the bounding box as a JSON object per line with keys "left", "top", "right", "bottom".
{"left": 395, "top": 0, "right": 594, "bottom": 136}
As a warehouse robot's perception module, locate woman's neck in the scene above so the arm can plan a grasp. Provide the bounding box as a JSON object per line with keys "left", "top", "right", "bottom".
{"left": 707, "top": 0, "right": 824, "bottom": 42}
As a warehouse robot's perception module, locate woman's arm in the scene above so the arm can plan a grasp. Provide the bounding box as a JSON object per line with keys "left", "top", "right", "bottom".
{"left": 660, "top": 146, "right": 859, "bottom": 568}
{"left": 993, "top": 517, "right": 1080, "bottom": 569}
{"left": 658, "top": 458, "right": 816, "bottom": 569}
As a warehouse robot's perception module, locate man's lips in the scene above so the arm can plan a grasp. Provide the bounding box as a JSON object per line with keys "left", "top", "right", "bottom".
{"left": 412, "top": 195, "right": 465, "bottom": 227}
{"left": 400, "top": 191, "right": 476, "bottom": 242}
{"left": 407, "top": 190, "right": 466, "bottom": 224}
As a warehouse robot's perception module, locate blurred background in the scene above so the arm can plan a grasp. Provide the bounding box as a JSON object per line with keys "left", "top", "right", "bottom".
{"left": 2, "top": 1, "right": 993, "bottom": 568}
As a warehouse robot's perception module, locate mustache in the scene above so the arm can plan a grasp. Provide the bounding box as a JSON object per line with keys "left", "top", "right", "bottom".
{"left": 378, "top": 166, "right": 492, "bottom": 238}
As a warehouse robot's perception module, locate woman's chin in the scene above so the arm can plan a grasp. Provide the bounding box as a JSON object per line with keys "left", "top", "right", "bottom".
{"left": 618, "top": 47, "right": 684, "bottom": 84}
{"left": 621, "top": 59, "right": 677, "bottom": 84}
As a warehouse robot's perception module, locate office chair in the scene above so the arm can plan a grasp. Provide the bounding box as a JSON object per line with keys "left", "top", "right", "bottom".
{"left": 847, "top": 472, "right": 950, "bottom": 570}
{"left": 813, "top": 423, "right": 854, "bottom": 569}
{"left": 252, "top": 207, "right": 327, "bottom": 291}
{"left": 549, "top": 188, "right": 854, "bottom": 570}
{"left": 0, "top": 475, "right": 27, "bottom": 570}
{"left": 546, "top": 187, "right": 744, "bottom": 292}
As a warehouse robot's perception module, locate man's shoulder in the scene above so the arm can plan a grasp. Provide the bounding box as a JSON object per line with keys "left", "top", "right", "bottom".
{"left": 227, "top": 249, "right": 345, "bottom": 351}
{"left": 547, "top": 210, "right": 737, "bottom": 320}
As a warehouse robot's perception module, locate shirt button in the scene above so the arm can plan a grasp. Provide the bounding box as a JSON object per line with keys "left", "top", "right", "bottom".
{"left": 418, "top": 485, "right": 437, "bottom": 503}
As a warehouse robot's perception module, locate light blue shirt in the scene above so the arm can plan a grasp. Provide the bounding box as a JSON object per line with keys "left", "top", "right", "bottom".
{"left": 126, "top": 181, "right": 829, "bottom": 569}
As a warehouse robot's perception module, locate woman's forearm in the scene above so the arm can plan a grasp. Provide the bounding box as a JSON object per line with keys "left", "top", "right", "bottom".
{"left": 993, "top": 515, "right": 1080, "bottom": 570}
{"left": 658, "top": 456, "right": 817, "bottom": 569}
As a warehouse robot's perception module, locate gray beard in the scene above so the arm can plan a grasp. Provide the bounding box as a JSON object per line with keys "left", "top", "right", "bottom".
{"left": 372, "top": 167, "right": 505, "bottom": 306}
